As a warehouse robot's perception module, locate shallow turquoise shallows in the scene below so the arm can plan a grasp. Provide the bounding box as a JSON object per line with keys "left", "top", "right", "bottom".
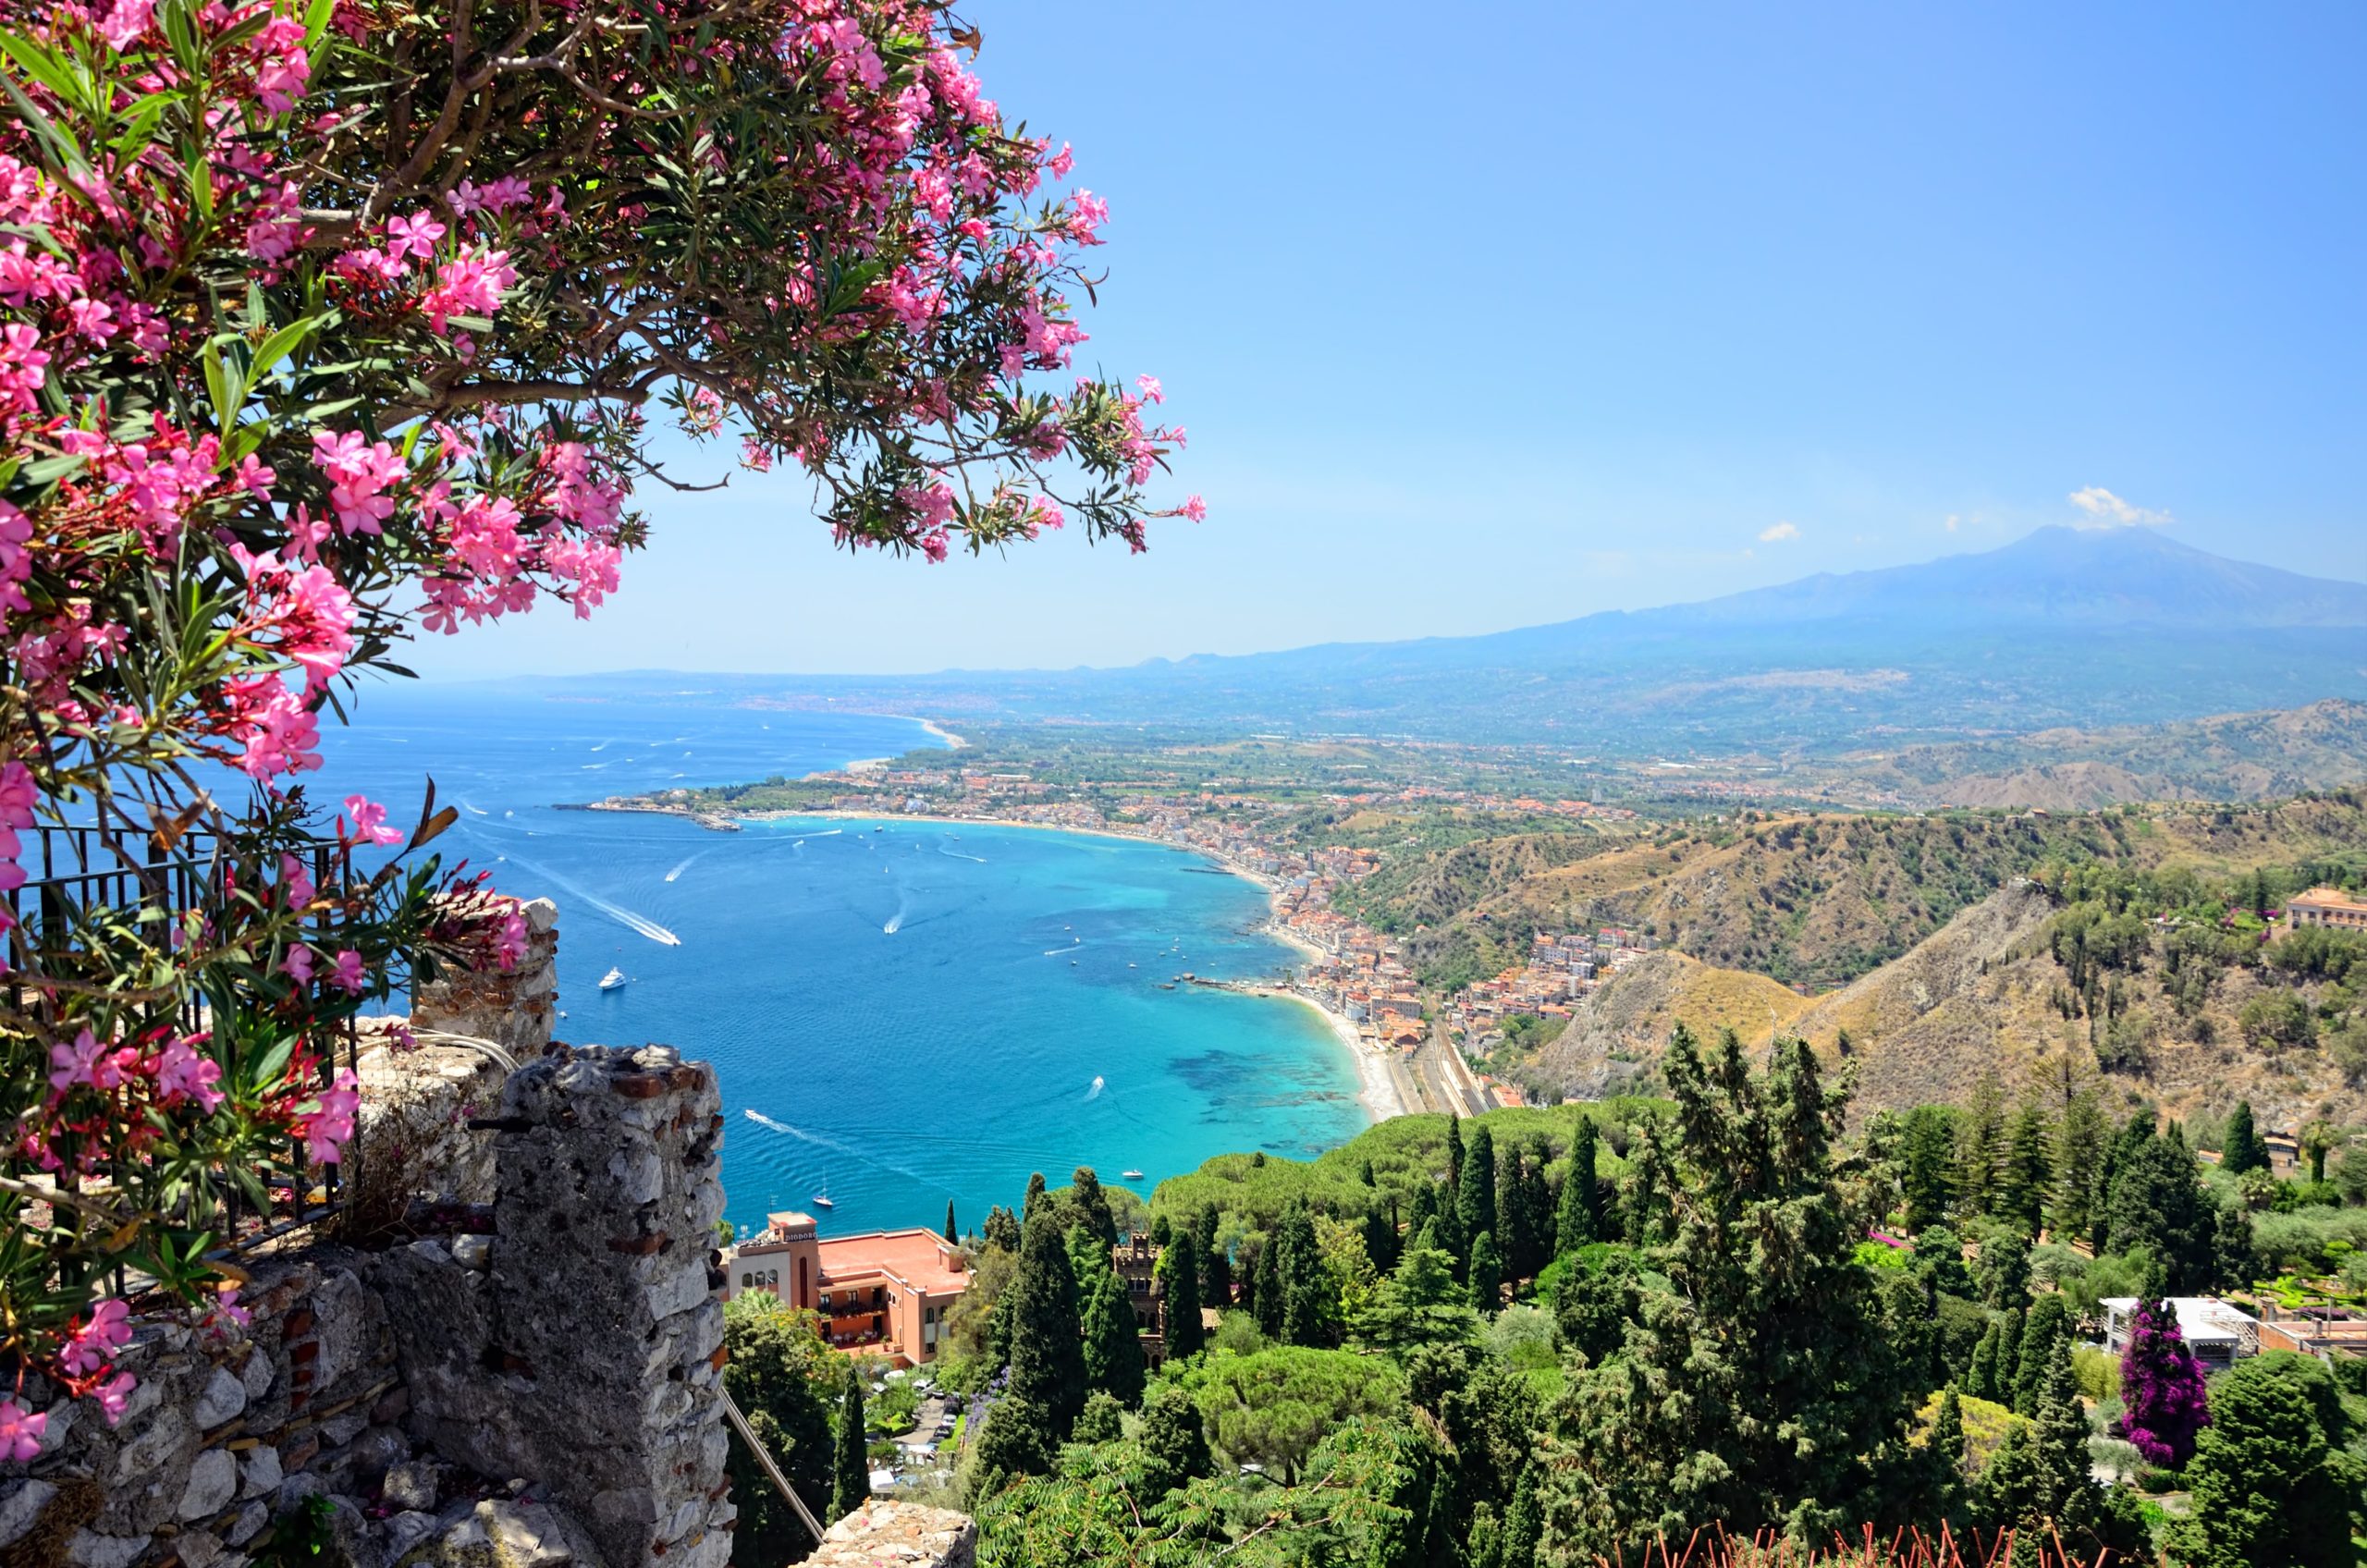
{"left": 313, "top": 683, "right": 1367, "bottom": 1235}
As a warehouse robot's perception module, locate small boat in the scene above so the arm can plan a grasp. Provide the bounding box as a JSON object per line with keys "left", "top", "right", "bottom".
{"left": 812, "top": 1186, "right": 834, "bottom": 1210}
{"left": 599, "top": 967, "right": 629, "bottom": 991}
{"left": 1122, "top": 1169, "right": 1145, "bottom": 1182}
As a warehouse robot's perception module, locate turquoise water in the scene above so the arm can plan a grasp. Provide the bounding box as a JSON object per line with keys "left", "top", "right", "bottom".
{"left": 314, "top": 681, "right": 1367, "bottom": 1234}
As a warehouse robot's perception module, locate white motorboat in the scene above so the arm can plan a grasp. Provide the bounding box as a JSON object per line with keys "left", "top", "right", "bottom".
{"left": 599, "top": 966, "right": 629, "bottom": 991}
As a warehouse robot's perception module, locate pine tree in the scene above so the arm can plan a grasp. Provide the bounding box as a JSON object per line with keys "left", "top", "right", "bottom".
{"left": 2167, "top": 1352, "right": 2357, "bottom": 1568}
{"left": 982, "top": 1204, "right": 1021, "bottom": 1254}
{"left": 831, "top": 1363, "right": 868, "bottom": 1520}
{"left": 2220, "top": 1100, "right": 2269, "bottom": 1175}
{"left": 1466, "top": 1230, "right": 1503, "bottom": 1315}
{"left": 2117, "top": 1295, "right": 2208, "bottom": 1466}
{"left": 1160, "top": 1230, "right": 1205, "bottom": 1360}
{"left": 1081, "top": 1267, "right": 1146, "bottom": 1406}
{"left": 1458, "top": 1123, "right": 1499, "bottom": 1246}
{"left": 1899, "top": 1105, "right": 1956, "bottom": 1233}
{"left": 1996, "top": 1102, "right": 2053, "bottom": 1238}
{"left": 944, "top": 1201, "right": 959, "bottom": 1245}
{"left": 1004, "top": 1212, "right": 1087, "bottom": 1453}
{"left": 2104, "top": 1124, "right": 2215, "bottom": 1292}
{"left": 1138, "top": 1386, "right": 1213, "bottom": 1497}
{"left": 1957, "top": 1076, "right": 2005, "bottom": 1217}
{"left": 2051, "top": 1090, "right": 2108, "bottom": 1243}
{"left": 1556, "top": 1115, "right": 1600, "bottom": 1254}
{"left": 1253, "top": 1236, "right": 1284, "bottom": 1339}
{"left": 2213, "top": 1204, "right": 2259, "bottom": 1292}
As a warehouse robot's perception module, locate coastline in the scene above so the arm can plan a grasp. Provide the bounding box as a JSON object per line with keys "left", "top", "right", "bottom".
{"left": 583, "top": 797, "right": 1406, "bottom": 1123}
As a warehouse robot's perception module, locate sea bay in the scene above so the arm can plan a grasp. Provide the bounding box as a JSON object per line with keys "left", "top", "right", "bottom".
{"left": 313, "top": 680, "right": 1368, "bottom": 1234}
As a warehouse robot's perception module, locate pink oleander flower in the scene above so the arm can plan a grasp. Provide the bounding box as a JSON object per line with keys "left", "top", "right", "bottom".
{"left": 49, "top": 1029, "right": 124, "bottom": 1095}
{"left": 1182, "top": 495, "right": 1207, "bottom": 523}
{"left": 281, "top": 944, "right": 315, "bottom": 985}
{"left": 385, "top": 210, "right": 446, "bottom": 261}
{"left": 339, "top": 793, "right": 401, "bottom": 848}
{"left": 91, "top": 1371, "right": 135, "bottom": 1427}
{"left": 303, "top": 1069, "right": 362, "bottom": 1163}
{"left": 1135, "top": 374, "right": 1163, "bottom": 404}
{"left": 311, "top": 430, "right": 406, "bottom": 536}
{"left": 0, "top": 1398, "right": 44, "bottom": 1461}
{"left": 155, "top": 1036, "right": 225, "bottom": 1112}
{"left": 329, "top": 949, "right": 366, "bottom": 993}
{"left": 58, "top": 1298, "right": 130, "bottom": 1377}
{"left": 279, "top": 852, "right": 316, "bottom": 909}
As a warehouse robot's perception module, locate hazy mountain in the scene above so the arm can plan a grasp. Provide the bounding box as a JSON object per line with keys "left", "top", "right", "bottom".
{"left": 539, "top": 528, "right": 2367, "bottom": 753}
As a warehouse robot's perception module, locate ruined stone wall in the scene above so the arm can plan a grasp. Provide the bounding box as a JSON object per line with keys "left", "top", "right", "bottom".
{"left": 0, "top": 1039, "right": 732, "bottom": 1568}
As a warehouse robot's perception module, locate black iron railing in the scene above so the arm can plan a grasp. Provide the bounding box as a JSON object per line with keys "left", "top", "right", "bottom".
{"left": 2, "top": 823, "right": 362, "bottom": 1266}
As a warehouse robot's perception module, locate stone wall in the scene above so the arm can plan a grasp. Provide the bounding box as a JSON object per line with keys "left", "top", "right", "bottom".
{"left": 0, "top": 1039, "right": 731, "bottom": 1568}
{"left": 804, "top": 1504, "right": 975, "bottom": 1568}
{"left": 409, "top": 897, "right": 558, "bottom": 1060}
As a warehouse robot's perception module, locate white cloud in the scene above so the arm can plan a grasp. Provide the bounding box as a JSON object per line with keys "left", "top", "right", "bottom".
{"left": 2067, "top": 486, "right": 2171, "bottom": 530}
{"left": 1944, "top": 513, "right": 1960, "bottom": 533}
{"left": 1758, "top": 521, "right": 1800, "bottom": 544}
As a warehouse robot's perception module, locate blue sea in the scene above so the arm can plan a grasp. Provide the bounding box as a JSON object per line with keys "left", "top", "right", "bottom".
{"left": 312, "top": 680, "right": 1367, "bottom": 1235}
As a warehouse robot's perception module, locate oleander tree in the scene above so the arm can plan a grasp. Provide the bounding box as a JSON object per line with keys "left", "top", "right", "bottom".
{"left": 0, "top": 0, "right": 1188, "bottom": 1447}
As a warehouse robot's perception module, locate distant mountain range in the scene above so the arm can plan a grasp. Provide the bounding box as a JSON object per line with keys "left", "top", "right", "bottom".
{"left": 553, "top": 527, "right": 2367, "bottom": 756}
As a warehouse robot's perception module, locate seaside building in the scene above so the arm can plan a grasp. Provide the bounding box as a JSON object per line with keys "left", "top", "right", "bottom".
{"left": 721, "top": 1211, "right": 969, "bottom": 1366}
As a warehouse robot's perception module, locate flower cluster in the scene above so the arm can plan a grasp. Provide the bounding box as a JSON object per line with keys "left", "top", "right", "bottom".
{"left": 0, "top": 0, "right": 1183, "bottom": 1426}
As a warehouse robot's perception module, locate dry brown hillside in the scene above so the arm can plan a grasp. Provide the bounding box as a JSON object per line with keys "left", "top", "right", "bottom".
{"left": 1392, "top": 792, "right": 2367, "bottom": 991}
{"left": 1524, "top": 879, "right": 2367, "bottom": 1130}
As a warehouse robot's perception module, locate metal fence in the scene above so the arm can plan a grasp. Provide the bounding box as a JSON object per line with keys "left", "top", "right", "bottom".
{"left": 2, "top": 822, "right": 362, "bottom": 1265}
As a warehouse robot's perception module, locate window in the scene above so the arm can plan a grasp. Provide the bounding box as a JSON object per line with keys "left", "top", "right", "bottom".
{"left": 741, "top": 1273, "right": 753, "bottom": 1288}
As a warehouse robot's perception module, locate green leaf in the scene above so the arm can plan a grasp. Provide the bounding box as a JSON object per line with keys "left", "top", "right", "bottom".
{"left": 248, "top": 315, "right": 323, "bottom": 381}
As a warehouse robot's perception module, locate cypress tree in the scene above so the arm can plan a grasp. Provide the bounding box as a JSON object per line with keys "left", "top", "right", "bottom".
{"left": 1253, "top": 1236, "right": 1283, "bottom": 1339}
{"left": 1022, "top": 1170, "right": 1048, "bottom": 1228}
{"left": 1071, "top": 1166, "right": 1118, "bottom": 1246}
{"left": 1445, "top": 1116, "right": 1465, "bottom": 1195}
{"left": 1500, "top": 1464, "right": 1542, "bottom": 1568}
{"left": 1458, "top": 1123, "right": 1499, "bottom": 1246}
{"left": 1363, "top": 1203, "right": 1400, "bottom": 1277}
{"left": 1965, "top": 1318, "right": 2002, "bottom": 1402}
{"left": 2220, "top": 1100, "right": 2269, "bottom": 1175}
{"left": 1512, "top": 1142, "right": 1552, "bottom": 1278}
{"left": 2104, "top": 1124, "right": 2215, "bottom": 1292}
{"left": 1081, "top": 1268, "right": 1146, "bottom": 1406}
{"left": 1160, "top": 1230, "right": 1205, "bottom": 1360}
{"left": 1359, "top": 1157, "right": 1376, "bottom": 1186}
{"left": 1556, "top": 1115, "right": 1600, "bottom": 1254}
{"left": 1433, "top": 1178, "right": 1469, "bottom": 1273}
{"left": 1925, "top": 1387, "right": 1969, "bottom": 1525}
{"left": 1004, "top": 1212, "right": 1087, "bottom": 1451}
{"left": 831, "top": 1363, "right": 868, "bottom": 1520}
{"left": 1277, "top": 1200, "right": 1331, "bottom": 1346}
{"left": 1618, "top": 1118, "right": 1672, "bottom": 1246}
{"left": 944, "top": 1201, "right": 959, "bottom": 1245}
{"left": 1194, "top": 1203, "right": 1230, "bottom": 1307}
{"left": 982, "top": 1204, "right": 1021, "bottom": 1255}
{"left": 1994, "top": 1305, "right": 2025, "bottom": 1397}
{"left": 2011, "top": 1294, "right": 2069, "bottom": 1416}
{"left": 1467, "top": 1230, "right": 1504, "bottom": 1316}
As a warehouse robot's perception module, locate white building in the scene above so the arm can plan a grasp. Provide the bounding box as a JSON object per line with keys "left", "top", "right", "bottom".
{"left": 2100, "top": 1297, "right": 2260, "bottom": 1369}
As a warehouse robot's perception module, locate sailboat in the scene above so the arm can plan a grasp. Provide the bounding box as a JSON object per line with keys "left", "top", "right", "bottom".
{"left": 811, "top": 1183, "right": 835, "bottom": 1210}
{"left": 599, "top": 966, "right": 628, "bottom": 991}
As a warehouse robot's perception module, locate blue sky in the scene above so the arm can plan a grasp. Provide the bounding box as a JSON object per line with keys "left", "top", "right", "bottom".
{"left": 420, "top": 0, "right": 2365, "bottom": 680}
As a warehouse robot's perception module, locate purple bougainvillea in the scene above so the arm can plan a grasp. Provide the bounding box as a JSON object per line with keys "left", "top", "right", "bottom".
{"left": 2117, "top": 1297, "right": 2210, "bottom": 1466}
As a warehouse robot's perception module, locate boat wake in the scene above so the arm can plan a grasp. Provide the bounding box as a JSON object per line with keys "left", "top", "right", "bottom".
{"left": 664, "top": 854, "right": 702, "bottom": 884}
{"left": 1085, "top": 1075, "right": 1105, "bottom": 1101}
{"left": 741, "top": 1111, "right": 950, "bottom": 1196}
{"left": 882, "top": 914, "right": 902, "bottom": 935}
{"left": 940, "top": 849, "right": 986, "bottom": 864}
{"left": 505, "top": 855, "right": 681, "bottom": 947}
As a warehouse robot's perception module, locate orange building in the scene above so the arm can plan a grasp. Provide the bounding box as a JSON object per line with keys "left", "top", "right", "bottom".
{"left": 722, "top": 1211, "right": 969, "bottom": 1366}
{"left": 2287, "top": 886, "right": 2367, "bottom": 933}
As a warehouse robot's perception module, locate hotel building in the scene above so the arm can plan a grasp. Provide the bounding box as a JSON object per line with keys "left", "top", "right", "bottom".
{"left": 721, "top": 1211, "right": 969, "bottom": 1366}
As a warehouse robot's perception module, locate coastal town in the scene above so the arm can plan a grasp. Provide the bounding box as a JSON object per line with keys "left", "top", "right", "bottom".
{"left": 592, "top": 749, "right": 1659, "bottom": 1120}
